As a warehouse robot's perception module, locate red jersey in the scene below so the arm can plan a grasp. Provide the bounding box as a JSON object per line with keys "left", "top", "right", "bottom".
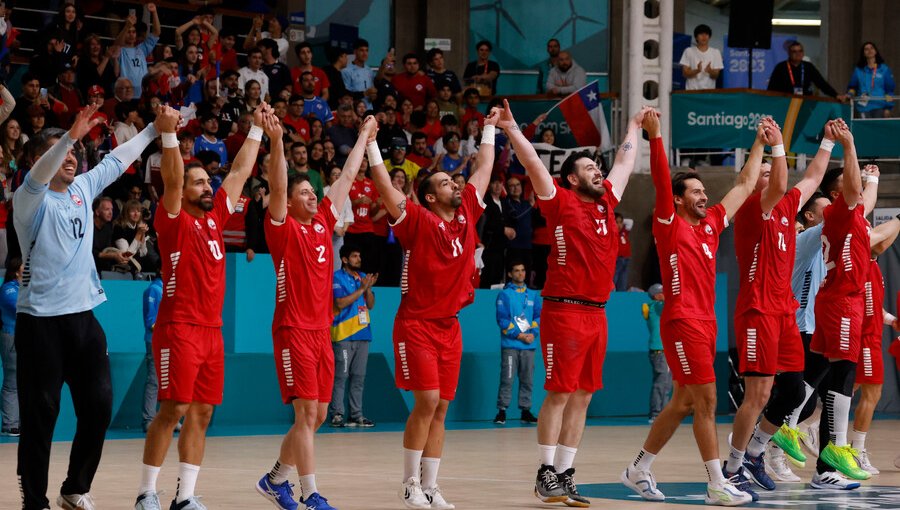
{"left": 734, "top": 188, "right": 802, "bottom": 316}
{"left": 282, "top": 115, "right": 310, "bottom": 142}
{"left": 649, "top": 137, "right": 728, "bottom": 322}
{"left": 347, "top": 178, "right": 379, "bottom": 234}
{"left": 819, "top": 193, "right": 871, "bottom": 296}
{"left": 291, "top": 66, "right": 330, "bottom": 97}
{"left": 863, "top": 259, "right": 885, "bottom": 338}
{"left": 393, "top": 183, "right": 485, "bottom": 319}
{"left": 265, "top": 198, "right": 338, "bottom": 330}
{"left": 155, "top": 190, "right": 233, "bottom": 327}
{"left": 222, "top": 195, "right": 250, "bottom": 249}
{"left": 539, "top": 182, "right": 620, "bottom": 303}
{"left": 618, "top": 228, "right": 632, "bottom": 257}
{"left": 392, "top": 72, "right": 437, "bottom": 109}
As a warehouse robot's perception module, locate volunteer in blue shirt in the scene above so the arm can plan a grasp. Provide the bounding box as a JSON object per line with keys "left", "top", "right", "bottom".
{"left": 493, "top": 260, "right": 541, "bottom": 425}
{"left": 142, "top": 277, "right": 163, "bottom": 433}
{"left": 642, "top": 284, "right": 670, "bottom": 423}
{"left": 0, "top": 257, "right": 22, "bottom": 437}
{"left": 329, "top": 244, "right": 376, "bottom": 428}
{"left": 847, "top": 42, "right": 895, "bottom": 119}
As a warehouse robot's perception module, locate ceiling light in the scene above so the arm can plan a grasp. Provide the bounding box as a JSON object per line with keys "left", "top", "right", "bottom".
{"left": 772, "top": 18, "right": 821, "bottom": 26}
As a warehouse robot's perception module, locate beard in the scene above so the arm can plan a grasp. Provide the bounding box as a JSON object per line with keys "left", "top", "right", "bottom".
{"left": 575, "top": 178, "right": 605, "bottom": 200}
{"left": 191, "top": 193, "right": 214, "bottom": 212}
{"left": 450, "top": 194, "right": 463, "bottom": 208}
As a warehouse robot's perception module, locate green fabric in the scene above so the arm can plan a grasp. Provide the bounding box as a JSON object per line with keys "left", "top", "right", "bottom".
{"left": 646, "top": 299, "right": 664, "bottom": 351}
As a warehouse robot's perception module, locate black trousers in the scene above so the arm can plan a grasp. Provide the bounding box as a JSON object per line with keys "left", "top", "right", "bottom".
{"left": 16, "top": 311, "right": 112, "bottom": 510}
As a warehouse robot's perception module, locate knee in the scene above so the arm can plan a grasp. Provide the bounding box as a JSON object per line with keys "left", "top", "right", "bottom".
{"left": 432, "top": 401, "right": 450, "bottom": 423}
{"left": 861, "top": 385, "right": 882, "bottom": 404}
{"left": 744, "top": 385, "right": 772, "bottom": 411}
{"left": 413, "top": 393, "right": 440, "bottom": 417}
{"left": 544, "top": 391, "right": 571, "bottom": 408}
{"left": 691, "top": 393, "right": 717, "bottom": 416}
{"left": 187, "top": 404, "right": 214, "bottom": 427}
{"left": 156, "top": 402, "right": 188, "bottom": 427}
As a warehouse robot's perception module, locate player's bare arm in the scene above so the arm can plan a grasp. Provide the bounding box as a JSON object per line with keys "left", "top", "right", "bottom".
{"left": 606, "top": 106, "right": 652, "bottom": 194}
{"left": 719, "top": 122, "right": 764, "bottom": 219}
{"left": 861, "top": 164, "right": 879, "bottom": 216}
{"left": 465, "top": 106, "right": 500, "bottom": 197}
{"left": 870, "top": 217, "right": 900, "bottom": 256}
{"left": 327, "top": 116, "right": 378, "bottom": 213}
{"left": 833, "top": 119, "right": 863, "bottom": 208}
{"left": 795, "top": 120, "right": 837, "bottom": 204}
{"left": 368, "top": 130, "right": 408, "bottom": 220}
{"left": 27, "top": 104, "right": 103, "bottom": 185}
{"left": 499, "top": 99, "right": 554, "bottom": 198}
{"left": 263, "top": 111, "right": 287, "bottom": 222}
{"left": 221, "top": 102, "right": 270, "bottom": 207}
{"left": 760, "top": 117, "right": 787, "bottom": 214}
{"left": 156, "top": 105, "right": 185, "bottom": 216}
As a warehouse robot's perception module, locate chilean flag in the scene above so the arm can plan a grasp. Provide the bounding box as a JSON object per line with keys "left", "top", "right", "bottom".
{"left": 556, "top": 81, "right": 612, "bottom": 151}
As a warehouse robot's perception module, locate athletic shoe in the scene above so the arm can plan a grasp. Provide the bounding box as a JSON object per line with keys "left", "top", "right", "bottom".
{"left": 423, "top": 486, "right": 455, "bottom": 510}
{"left": 721, "top": 463, "right": 758, "bottom": 502}
{"left": 819, "top": 443, "right": 870, "bottom": 480}
{"left": 741, "top": 452, "right": 775, "bottom": 490}
{"left": 534, "top": 464, "right": 567, "bottom": 503}
{"left": 256, "top": 474, "right": 299, "bottom": 510}
{"left": 493, "top": 410, "right": 506, "bottom": 424}
{"left": 800, "top": 422, "right": 819, "bottom": 458}
{"left": 57, "top": 493, "right": 96, "bottom": 510}
{"left": 345, "top": 417, "right": 374, "bottom": 428}
{"left": 1, "top": 427, "right": 19, "bottom": 437}
{"left": 399, "top": 477, "right": 431, "bottom": 509}
{"left": 520, "top": 409, "right": 538, "bottom": 424}
{"left": 329, "top": 414, "right": 344, "bottom": 428}
{"left": 301, "top": 492, "right": 337, "bottom": 510}
{"left": 620, "top": 467, "right": 665, "bottom": 501}
{"left": 705, "top": 478, "right": 753, "bottom": 507}
{"left": 557, "top": 468, "right": 590, "bottom": 507}
{"left": 852, "top": 449, "right": 879, "bottom": 475}
{"left": 135, "top": 492, "right": 163, "bottom": 510}
{"left": 810, "top": 470, "right": 861, "bottom": 490}
{"left": 765, "top": 444, "right": 800, "bottom": 482}
{"left": 771, "top": 424, "right": 806, "bottom": 468}
{"left": 169, "top": 497, "right": 207, "bottom": 510}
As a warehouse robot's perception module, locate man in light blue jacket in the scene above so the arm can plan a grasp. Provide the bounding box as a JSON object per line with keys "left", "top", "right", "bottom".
{"left": 494, "top": 260, "right": 541, "bottom": 425}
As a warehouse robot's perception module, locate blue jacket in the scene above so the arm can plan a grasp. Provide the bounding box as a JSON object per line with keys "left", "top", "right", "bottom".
{"left": 496, "top": 282, "right": 541, "bottom": 350}
{"left": 143, "top": 278, "right": 163, "bottom": 344}
{"left": 331, "top": 268, "right": 373, "bottom": 342}
{"left": 0, "top": 280, "right": 18, "bottom": 334}
{"left": 848, "top": 63, "right": 895, "bottom": 113}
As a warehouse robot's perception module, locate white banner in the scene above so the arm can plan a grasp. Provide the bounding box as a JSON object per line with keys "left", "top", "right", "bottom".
{"left": 874, "top": 208, "right": 900, "bottom": 227}
{"left": 529, "top": 143, "right": 599, "bottom": 177}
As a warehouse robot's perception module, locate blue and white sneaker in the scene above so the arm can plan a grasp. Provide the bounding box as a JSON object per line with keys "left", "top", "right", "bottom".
{"left": 810, "top": 470, "right": 860, "bottom": 490}
{"left": 620, "top": 467, "right": 665, "bottom": 501}
{"left": 135, "top": 491, "right": 162, "bottom": 510}
{"left": 169, "top": 496, "right": 207, "bottom": 510}
{"left": 256, "top": 474, "right": 299, "bottom": 510}
{"left": 705, "top": 478, "right": 753, "bottom": 506}
{"left": 302, "top": 492, "right": 338, "bottom": 510}
{"left": 722, "top": 463, "right": 758, "bottom": 502}
{"left": 742, "top": 452, "right": 776, "bottom": 490}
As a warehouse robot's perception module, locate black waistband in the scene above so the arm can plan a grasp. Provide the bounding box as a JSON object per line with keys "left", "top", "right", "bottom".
{"left": 543, "top": 296, "right": 607, "bottom": 309}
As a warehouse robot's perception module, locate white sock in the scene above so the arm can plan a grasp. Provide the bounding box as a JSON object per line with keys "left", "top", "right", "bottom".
{"left": 268, "top": 460, "right": 295, "bottom": 485}
{"left": 787, "top": 383, "right": 815, "bottom": 428}
{"left": 632, "top": 449, "right": 656, "bottom": 472}
{"left": 420, "top": 457, "right": 440, "bottom": 489}
{"left": 705, "top": 459, "right": 725, "bottom": 483}
{"left": 850, "top": 429, "right": 867, "bottom": 451}
{"left": 139, "top": 464, "right": 161, "bottom": 496}
{"left": 554, "top": 445, "right": 577, "bottom": 473}
{"left": 539, "top": 444, "right": 556, "bottom": 467}
{"left": 826, "top": 390, "right": 851, "bottom": 446}
{"left": 725, "top": 446, "right": 744, "bottom": 475}
{"left": 175, "top": 463, "right": 200, "bottom": 503}
{"left": 404, "top": 448, "right": 424, "bottom": 481}
{"left": 747, "top": 426, "right": 774, "bottom": 457}
{"left": 299, "top": 474, "right": 317, "bottom": 500}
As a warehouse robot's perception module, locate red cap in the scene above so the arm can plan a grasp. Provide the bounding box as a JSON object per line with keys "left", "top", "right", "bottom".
{"left": 88, "top": 85, "right": 105, "bottom": 97}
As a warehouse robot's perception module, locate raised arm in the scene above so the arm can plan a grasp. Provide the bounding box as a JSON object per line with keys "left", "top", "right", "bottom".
{"left": 29, "top": 105, "right": 103, "bottom": 186}
{"left": 367, "top": 141, "right": 407, "bottom": 220}
{"left": 465, "top": 107, "right": 499, "bottom": 198}
{"left": 327, "top": 116, "right": 377, "bottom": 213}
{"left": 156, "top": 106, "right": 185, "bottom": 215}
{"left": 870, "top": 217, "right": 900, "bottom": 256}
{"left": 243, "top": 16, "right": 264, "bottom": 51}
{"left": 220, "top": 103, "right": 267, "bottom": 207}
{"left": 861, "top": 164, "right": 879, "bottom": 216}
{"left": 499, "top": 99, "right": 554, "bottom": 197}
{"left": 795, "top": 120, "right": 836, "bottom": 204}
{"left": 644, "top": 109, "right": 674, "bottom": 221}
{"left": 174, "top": 17, "right": 197, "bottom": 49}
{"left": 262, "top": 111, "right": 286, "bottom": 222}
{"left": 606, "top": 107, "right": 651, "bottom": 195}
{"left": 832, "top": 120, "right": 862, "bottom": 208}
{"left": 114, "top": 15, "right": 136, "bottom": 47}
{"left": 147, "top": 3, "right": 161, "bottom": 38}
{"left": 720, "top": 123, "right": 765, "bottom": 219}
{"left": 760, "top": 117, "right": 787, "bottom": 215}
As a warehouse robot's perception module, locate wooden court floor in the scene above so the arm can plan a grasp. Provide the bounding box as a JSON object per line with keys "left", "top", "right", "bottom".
{"left": 2, "top": 420, "right": 900, "bottom": 509}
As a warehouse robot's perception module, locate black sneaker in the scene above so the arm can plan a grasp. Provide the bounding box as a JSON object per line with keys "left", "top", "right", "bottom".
{"left": 520, "top": 409, "right": 538, "bottom": 424}
{"left": 346, "top": 416, "right": 375, "bottom": 428}
{"left": 1, "top": 427, "right": 20, "bottom": 437}
{"left": 493, "top": 410, "right": 506, "bottom": 424}
{"left": 330, "top": 414, "right": 344, "bottom": 428}
{"left": 557, "top": 468, "right": 591, "bottom": 507}
{"left": 534, "top": 464, "right": 567, "bottom": 503}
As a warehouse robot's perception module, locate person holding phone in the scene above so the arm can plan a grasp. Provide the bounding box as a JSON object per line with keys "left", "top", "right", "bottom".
{"left": 114, "top": 3, "right": 160, "bottom": 99}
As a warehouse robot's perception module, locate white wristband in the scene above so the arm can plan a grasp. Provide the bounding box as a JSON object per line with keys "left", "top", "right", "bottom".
{"left": 248, "top": 125, "right": 264, "bottom": 142}
{"left": 884, "top": 313, "right": 897, "bottom": 326}
{"left": 481, "top": 124, "right": 496, "bottom": 146}
{"left": 161, "top": 132, "right": 178, "bottom": 148}
{"left": 771, "top": 144, "right": 785, "bottom": 158}
{"left": 366, "top": 141, "right": 383, "bottom": 167}
{"left": 819, "top": 138, "right": 835, "bottom": 152}
{"left": 865, "top": 175, "right": 879, "bottom": 185}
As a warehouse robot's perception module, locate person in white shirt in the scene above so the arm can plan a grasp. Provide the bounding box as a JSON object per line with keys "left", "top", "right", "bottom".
{"left": 679, "top": 24, "right": 723, "bottom": 91}
{"left": 238, "top": 48, "right": 270, "bottom": 99}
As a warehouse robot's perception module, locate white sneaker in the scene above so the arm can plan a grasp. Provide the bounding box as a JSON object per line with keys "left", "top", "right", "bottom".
{"left": 853, "top": 449, "right": 880, "bottom": 475}
{"left": 57, "top": 493, "right": 96, "bottom": 510}
{"left": 800, "top": 422, "right": 819, "bottom": 458}
{"left": 810, "top": 470, "right": 861, "bottom": 490}
{"left": 705, "top": 478, "right": 753, "bottom": 506}
{"left": 399, "top": 477, "right": 431, "bottom": 509}
{"left": 620, "top": 467, "right": 665, "bottom": 501}
{"left": 423, "top": 486, "right": 454, "bottom": 510}
{"left": 765, "top": 444, "right": 801, "bottom": 482}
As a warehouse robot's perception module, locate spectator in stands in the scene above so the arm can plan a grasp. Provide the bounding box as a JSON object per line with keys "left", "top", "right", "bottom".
{"left": 0, "top": 256, "right": 20, "bottom": 436}
{"left": 431, "top": 115, "right": 470, "bottom": 159}
{"left": 326, "top": 104, "right": 359, "bottom": 167}
{"left": 493, "top": 259, "right": 540, "bottom": 425}
{"left": 51, "top": 61, "right": 81, "bottom": 126}
{"left": 545, "top": 51, "right": 587, "bottom": 96}
{"left": 460, "top": 88, "right": 486, "bottom": 128}
{"left": 30, "top": 28, "right": 70, "bottom": 88}
{"left": 539, "top": 128, "right": 555, "bottom": 145}
{"left": 1, "top": 120, "right": 23, "bottom": 173}
{"left": 115, "top": 3, "right": 160, "bottom": 99}
{"left": 113, "top": 100, "right": 140, "bottom": 146}
{"left": 288, "top": 142, "right": 324, "bottom": 200}
{"left": 241, "top": 80, "right": 264, "bottom": 113}
{"left": 393, "top": 53, "right": 437, "bottom": 110}
{"left": 259, "top": 38, "right": 291, "bottom": 101}
{"left": 323, "top": 165, "right": 355, "bottom": 270}
{"left": 239, "top": 48, "right": 270, "bottom": 100}
{"left": 308, "top": 140, "right": 327, "bottom": 173}
{"left": 300, "top": 71, "right": 335, "bottom": 125}
{"left": 384, "top": 137, "right": 421, "bottom": 183}
{"left": 282, "top": 95, "right": 310, "bottom": 142}
{"left": 371, "top": 48, "right": 398, "bottom": 109}
{"left": 378, "top": 168, "right": 410, "bottom": 286}
{"left": 396, "top": 97, "right": 414, "bottom": 131}
{"left": 642, "top": 283, "right": 670, "bottom": 422}
{"left": 178, "top": 130, "right": 198, "bottom": 166}
{"left": 218, "top": 28, "right": 239, "bottom": 72}
{"left": 434, "top": 132, "right": 470, "bottom": 177}
{"left": 12, "top": 73, "right": 56, "bottom": 137}
{"left": 323, "top": 46, "right": 350, "bottom": 110}
{"left": 141, "top": 273, "right": 162, "bottom": 432}
{"left": 538, "top": 38, "right": 562, "bottom": 93}
{"left": 421, "top": 100, "right": 444, "bottom": 147}
{"left": 222, "top": 112, "right": 250, "bottom": 163}
{"left": 194, "top": 112, "right": 228, "bottom": 165}
{"left": 847, "top": 41, "right": 895, "bottom": 118}
{"left": 309, "top": 117, "right": 325, "bottom": 142}
{"left": 614, "top": 212, "right": 633, "bottom": 291}
{"left": 243, "top": 15, "right": 289, "bottom": 64}
{"left": 426, "top": 48, "right": 462, "bottom": 94}
{"left": 92, "top": 196, "right": 127, "bottom": 273}
{"left": 292, "top": 42, "right": 330, "bottom": 101}
{"left": 45, "top": 3, "right": 85, "bottom": 51}
{"left": 102, "top": 78, "right": 135, "bottom": 120}
{"left": 404, "top": 131, "right": 432, "bottom": 169}
{"left": 480, "top": 175, "right": 512, "bottom": 288}
{"left": 435, "top": 84, "right": 461, "bottom": 122}
{"left": 329, "top": 244, "right": 377, "bottom": 428}
{"left": 679, "top": 24, "right": 723, "bottom": 91}
{"left": 220, "top": 69, "right": 241, "bottom": 100}
{"left": 244, "top": 155, "right": 271, "bottom": 262}
{"left": 223, "top": 190, "right": 250, "bottom": 253}
{"left": 323, "top": 139, "right": 337, "bottom": 168}
{"left": 464, "top": 40, "right": 501, "bottom": 96}
{"left": 504, "top": 176, "right": 533, "bottom": 271}
{"left": 27, "top": 106, "right": 46, "bottom": 139}
{"left": 768, "top": 41, "right": 848, "bottom": 100}
{"left": 77, "top": 34, "right": 119, "bottom": 99}
{"left": 344, "top": 160, "right": 380, "bottom": 275}
{"left": 113, "top": 199, "right": 156, "bottom": 273}
{"left": 174, "top": 14, "right": 218, "bottom": 70}
{"left": 342, "top": 38, "right": 375, "bottom": 99}
{"left": 179, "top": 44, "right": 207, "bottom": 106}
{"left": 205, "top": 81, "right": 242, "bottom": 138}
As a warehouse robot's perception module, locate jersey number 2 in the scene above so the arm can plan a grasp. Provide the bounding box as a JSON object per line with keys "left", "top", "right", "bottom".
{"left": 315, "top": 245, "right": 326, "bottom": 263}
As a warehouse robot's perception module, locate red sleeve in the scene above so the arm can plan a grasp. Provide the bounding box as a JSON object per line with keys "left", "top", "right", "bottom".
{"left": 263, "top": 209, "right": 291, "bottom": 254}
{"left": 390, "top": 200, "right": 423, "bottom": 242}
{"left": 650, "top": 137, "right": 675, "bottom": 222}
{"left": 211, "top": 189, "right": 235, "bottom": 227}
{"left": 320, "top": 196, "right": 338, "bottom": 232}
{"left": 602, "top": 180, "right": 619, "bottom": 209}
{"left": 318, "top": 67, "right": 331, "bottom": 89}
{"left": 709, "top": 204, "right": 729, "bottom": 235}
{"left": 780, "top": 187, "right": 802, "bottom": 217}
{"left": 461, "top": 183, "right": 487, "bottom": 224}
{"left": 153, "top": 197, "right": 185, "bottom": 238}
{"left": 536, "top": 182, "right": 566, "bottom": 225}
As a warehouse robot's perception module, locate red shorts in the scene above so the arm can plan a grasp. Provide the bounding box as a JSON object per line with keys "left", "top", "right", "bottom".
{"left": 811, "top": 295, "right": 864, "bottom": 362}
{"left": 153, "top": 322, "right": 225, "bottom": 405}
{"left": 540, "top": 301, "right": 607, "bottom": 393}
{"left": 734, "top": 311, "right": 804, "bottom": 375}
{"left": 662, "top": 318, "right": 717, "bottom": 385}
{"left": 393, "top": 317, "right": 462, "bottom": 401}
{"left": 273, "top": 327, "right": 334, "bottom": 403}
{"left": 855, "top": 333, "right": 884, "bottom": 385}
